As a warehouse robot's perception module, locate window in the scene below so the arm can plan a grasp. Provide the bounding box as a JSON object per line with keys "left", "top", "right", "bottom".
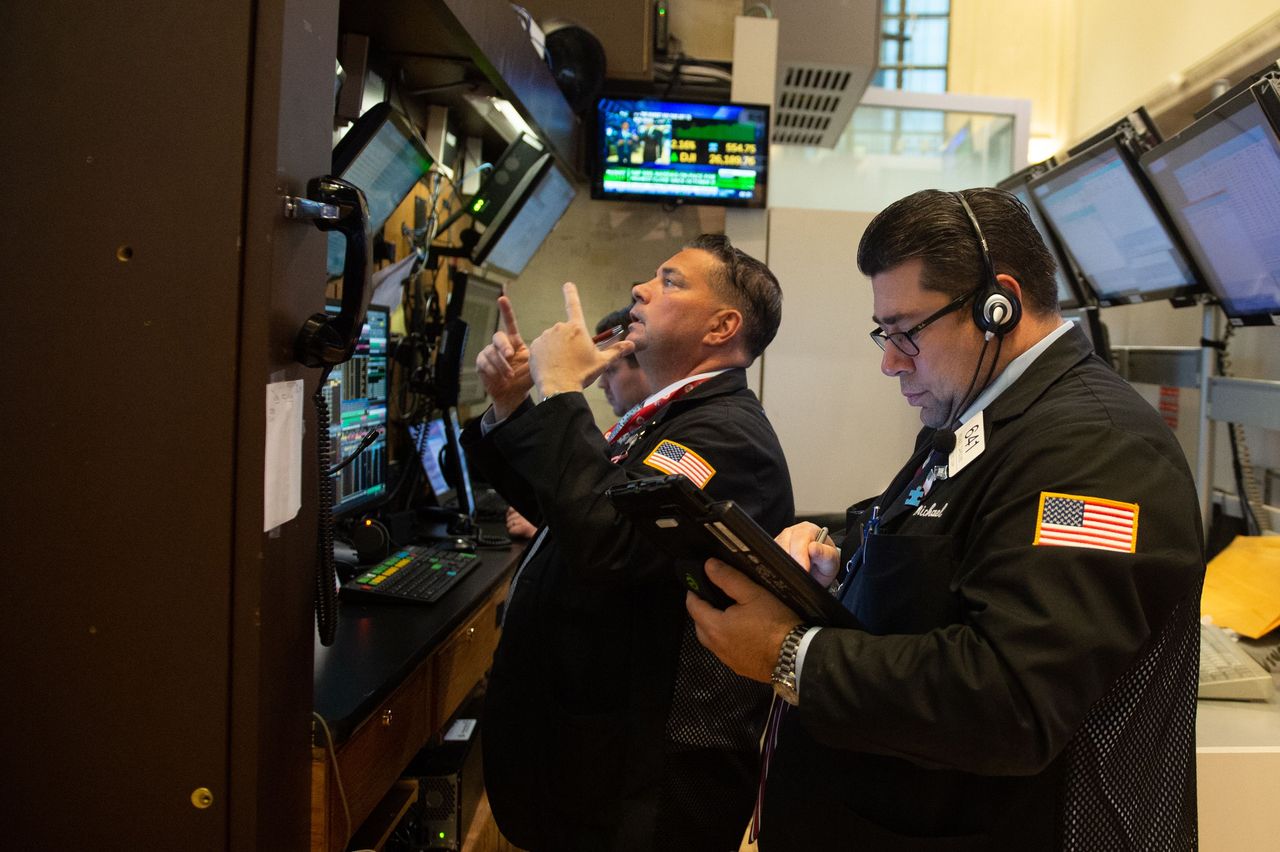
{"left": 874, "top": 0, "right": 950, "bottom": 93}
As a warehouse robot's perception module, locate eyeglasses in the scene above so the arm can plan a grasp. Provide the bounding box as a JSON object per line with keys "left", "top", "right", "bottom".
{"left": 869, "top": 291, "right": 973, "bottom": 357}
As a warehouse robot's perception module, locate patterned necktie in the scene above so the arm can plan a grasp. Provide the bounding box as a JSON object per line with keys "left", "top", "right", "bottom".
{"left": 749, "top": 695, "right": 789, "bottom": 843}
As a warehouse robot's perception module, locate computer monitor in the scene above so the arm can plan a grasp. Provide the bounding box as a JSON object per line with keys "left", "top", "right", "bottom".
{"left": 480, "top": 163, "right": 577, "bottom": 277}
{"left": 408, "top": 410, "right": 475, "bottom": 517}
{"left": 465, "top": 134, "right": 554, "bottom": 267}
{"left": 452, "top": 275, "right": 504, "bottom": 408}
{"left": 324, "top": 301, "right": 391, "bottom": 517}
{"left": 997, "top": 165, "right": 1087, "bottom": 309}
{"left": 326, "top": 102, "right": 433, "bottom": 278}
{"left": 590, "top": 96, "right": 769, "bottom": 208}
{"left": 1140, "top": 81, "right": 1280, "bottom": 326}
{"left": 1061, "top": 306, "right": 1112, "bottom": 365}
{"left": 1028, "top": 135, "right": 1203, "bottom": 306}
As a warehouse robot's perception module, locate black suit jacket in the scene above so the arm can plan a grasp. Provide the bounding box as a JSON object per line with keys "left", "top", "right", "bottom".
{"left": 464, "top": 369, "right": 794, "bottom": 851}
{"left": 762, "top": 328, "right": 1204, "bottom": 851}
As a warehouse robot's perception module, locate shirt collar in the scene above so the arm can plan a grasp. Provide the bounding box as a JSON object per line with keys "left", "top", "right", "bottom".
{"left": 639, "top": 369, "right": 730, "bottom": 409}
{"left": 956, "top": 321, "right": 1072, "bottom": 424}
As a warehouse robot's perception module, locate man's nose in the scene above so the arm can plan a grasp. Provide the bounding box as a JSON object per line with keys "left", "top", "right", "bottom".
{"left": 881, "top": 344, "right": 913, "bottom": 377}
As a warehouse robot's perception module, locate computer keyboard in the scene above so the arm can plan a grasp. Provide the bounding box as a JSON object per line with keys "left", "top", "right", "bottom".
{"left": 1198, "top": 622, "right": 1276, "bottom": 701}
{"left": 340, "top": 542, "right": 481, "bottom": 604}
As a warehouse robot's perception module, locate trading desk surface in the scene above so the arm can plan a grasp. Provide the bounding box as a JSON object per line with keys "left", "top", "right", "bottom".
{"left": 313, "top": 541, "right": 522, "bottom": 742}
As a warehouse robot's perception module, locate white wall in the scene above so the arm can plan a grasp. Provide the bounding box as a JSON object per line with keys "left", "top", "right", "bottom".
{"left": 761, "top": 207, "right": 920, "bottom": 516}
{"left": 1070, "top": 0, "right": 1280, "bottom": 138}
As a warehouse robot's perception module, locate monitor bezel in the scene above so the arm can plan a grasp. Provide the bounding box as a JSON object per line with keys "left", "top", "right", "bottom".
{"left": 1027, "top": 133, "right": 1206, "bottom": 307}
{"left": 588, "top": 94, "right": 770, "bottom": 209}
{"left": 1139, "top": 81, "right": 1280, "bottom": 325}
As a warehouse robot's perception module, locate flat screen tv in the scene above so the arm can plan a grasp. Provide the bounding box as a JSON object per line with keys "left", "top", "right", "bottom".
{"left": 1140, "top": 80, "right": 1280, "bottom": 325}
{"left": 590, "top": 96, "right": 769, "bottom": 207}
{"left": 1028, "top": 134, "right": 1203, "bottom": 306}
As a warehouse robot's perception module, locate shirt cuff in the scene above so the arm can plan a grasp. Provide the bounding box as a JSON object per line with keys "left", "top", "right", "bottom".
{"left": 479, "top": 405, "right": 505, "bottom": 437}
{"left": 794, "top": 626, "right": 822, "bottom": 695}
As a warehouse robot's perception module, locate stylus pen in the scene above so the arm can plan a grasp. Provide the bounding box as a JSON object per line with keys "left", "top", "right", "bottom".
{"left": 815, "top": 527, "right": 830, "bottom": 546}
{"left": 592, "top": 324, "right": 626, "bottom": 349}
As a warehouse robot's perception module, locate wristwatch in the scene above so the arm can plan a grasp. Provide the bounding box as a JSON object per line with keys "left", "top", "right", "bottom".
{"left": 770, "top": 624, "right": 808, "bottom": 706}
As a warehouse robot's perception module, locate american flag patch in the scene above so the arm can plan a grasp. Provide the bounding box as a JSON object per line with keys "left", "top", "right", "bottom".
{"left": 1033, "top": 492, "right": 1138, "bottom": 553}
{"left": 643, "top": 440, "right": 716, "bottom": 488}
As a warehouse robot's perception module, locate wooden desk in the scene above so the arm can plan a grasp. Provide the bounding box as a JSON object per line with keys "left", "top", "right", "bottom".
{"left": 311, "top": 544, "right": 520, "bottom": 851}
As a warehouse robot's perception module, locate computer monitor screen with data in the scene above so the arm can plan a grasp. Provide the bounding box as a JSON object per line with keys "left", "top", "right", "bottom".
{"left": 411, "top": 417, "right": 452, "bottom": 502}
{"left": 326, "top": 102, "right": 433, "bottom": 278}
{"left": 1141, "top": 85, "right": 1280, "bottom": 324}
{"left": 455, "top": 275, "right": 503, "bottom": 407}
{"left": 1029, "top": 136, "right": 1202, "bottom": 306}
{"left": 409, "top": 410, "right": 475, "bottom": 516}
{"left": 325, "top": 302, "right": 390, "bottom": 516}
{"left": 481, "top": 164, "right": 576, "bottom": 277}
{"left": 1002, "top": 180, "right": 1084, "bottom": 308}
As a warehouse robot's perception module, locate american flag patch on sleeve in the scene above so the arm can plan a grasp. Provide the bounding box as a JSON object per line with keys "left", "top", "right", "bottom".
{"left": 643, "top": 440, "right": 716, "bottom": 488}
{"left": 1033, "top": 492, "right": 1139, "bottom": 553}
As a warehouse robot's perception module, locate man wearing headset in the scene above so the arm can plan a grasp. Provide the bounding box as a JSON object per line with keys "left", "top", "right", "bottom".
{"left": 687, "top": 188, "right": 1205, "bottom": 850}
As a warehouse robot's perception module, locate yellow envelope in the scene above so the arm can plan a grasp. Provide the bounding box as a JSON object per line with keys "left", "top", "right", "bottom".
{"left": 1200, "top": 535, "right": 1280, "bottom": 639}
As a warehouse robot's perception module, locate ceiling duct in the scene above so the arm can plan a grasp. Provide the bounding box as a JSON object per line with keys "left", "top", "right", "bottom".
{"left": 760, "top": 0, "right": 881, "bottom": 148}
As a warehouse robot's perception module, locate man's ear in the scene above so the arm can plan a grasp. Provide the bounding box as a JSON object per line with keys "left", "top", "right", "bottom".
{"left": 704, "top": 308, "right": 744, "bottom": 349}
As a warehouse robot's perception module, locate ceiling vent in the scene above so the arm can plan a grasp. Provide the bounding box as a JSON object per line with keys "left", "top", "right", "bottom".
{"left": 765, "top": 0, "right": 881, "bottom": 148}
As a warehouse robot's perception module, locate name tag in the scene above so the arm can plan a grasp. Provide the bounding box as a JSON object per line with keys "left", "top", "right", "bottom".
{"left": 947, "top": 410, "right": 985, "bottom": 477}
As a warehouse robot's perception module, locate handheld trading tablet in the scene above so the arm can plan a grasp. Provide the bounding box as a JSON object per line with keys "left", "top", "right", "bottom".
{"left": 606, "top": 474, "right": 859, "bottom": 628}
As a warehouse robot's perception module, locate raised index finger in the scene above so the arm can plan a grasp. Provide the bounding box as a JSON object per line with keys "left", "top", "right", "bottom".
{"left": 497, "top": 295, "right": 522, "bottom": 342}
{"left": 561, "top": 282, "right": 586, "bottom": 327}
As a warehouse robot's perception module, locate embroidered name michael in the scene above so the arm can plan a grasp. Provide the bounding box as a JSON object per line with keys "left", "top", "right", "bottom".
{"left": 913, "top": 502, "right": 948, "bottom": 518}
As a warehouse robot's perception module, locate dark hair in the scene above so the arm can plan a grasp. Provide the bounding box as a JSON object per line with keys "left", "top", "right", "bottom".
{"left": 596, "top": 305, "right": 639, "bottom": 368}
{"left": 684, "top": 233, "right": 783, "bottom": 360}
{"left": 856, "top": 188, "right": 1058, "bottom": 316}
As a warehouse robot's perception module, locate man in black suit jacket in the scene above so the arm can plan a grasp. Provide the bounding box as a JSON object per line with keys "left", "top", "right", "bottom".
{"left": 687, "top": 190, "right": 1204, "bottom": 850}
{"left": 464, "top": 235, "right": 794, "bottom": 851}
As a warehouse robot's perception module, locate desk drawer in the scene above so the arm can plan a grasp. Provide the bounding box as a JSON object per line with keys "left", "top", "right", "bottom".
{"left": 312, "top": 582, "right": 506, "bottom": 852}
{"left": 431, "top": 584, "right": 503, "bottom": 726}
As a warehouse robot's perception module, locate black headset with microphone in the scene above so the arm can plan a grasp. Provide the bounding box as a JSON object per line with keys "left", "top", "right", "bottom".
{"left": 953, "top": 191, "right": 1021, "bottom": 339}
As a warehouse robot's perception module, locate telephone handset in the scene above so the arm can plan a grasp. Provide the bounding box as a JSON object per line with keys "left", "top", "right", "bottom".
{"left": 290, "top": 175, "right": 371, "bottom": 647}
{"left": 295, "top": 175, "right": 372, "bottom": 367}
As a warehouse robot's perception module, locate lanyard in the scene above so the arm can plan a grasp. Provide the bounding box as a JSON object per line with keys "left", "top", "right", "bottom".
{"left": 602, "top": 377, "right": 710, "bottom": 456}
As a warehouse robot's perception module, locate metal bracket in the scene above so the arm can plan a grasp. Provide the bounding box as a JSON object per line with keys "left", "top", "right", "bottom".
{"left": 282, "top": 195, "right": 339, "bottom": 222}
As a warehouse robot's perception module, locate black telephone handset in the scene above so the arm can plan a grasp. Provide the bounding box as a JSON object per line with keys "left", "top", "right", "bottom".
{"left": 293, "top": 175, "right": 371, "bottom": 647}
{"left": 296, "top": 175, "right": 372, "bottom": 367}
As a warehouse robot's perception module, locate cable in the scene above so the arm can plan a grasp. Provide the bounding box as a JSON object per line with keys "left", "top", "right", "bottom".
{"left": 313, "top": 368, "right": 339, "bottom": 647}
{"left": 312, "top": 712, "right": 354, "bottom": 846}
{"left": 945, "top": 334, "right": 993, "bottom": 430}
{"left": 328, "top": 428, "right": 382, "bottom": 476}
{"left": 1214, "top": 323, "right": 1270, "bottom": 533}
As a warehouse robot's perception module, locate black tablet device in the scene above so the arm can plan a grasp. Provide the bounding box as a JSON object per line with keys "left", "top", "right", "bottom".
{"left": 606, "top": 474, "right": 858, "bottom": 628}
